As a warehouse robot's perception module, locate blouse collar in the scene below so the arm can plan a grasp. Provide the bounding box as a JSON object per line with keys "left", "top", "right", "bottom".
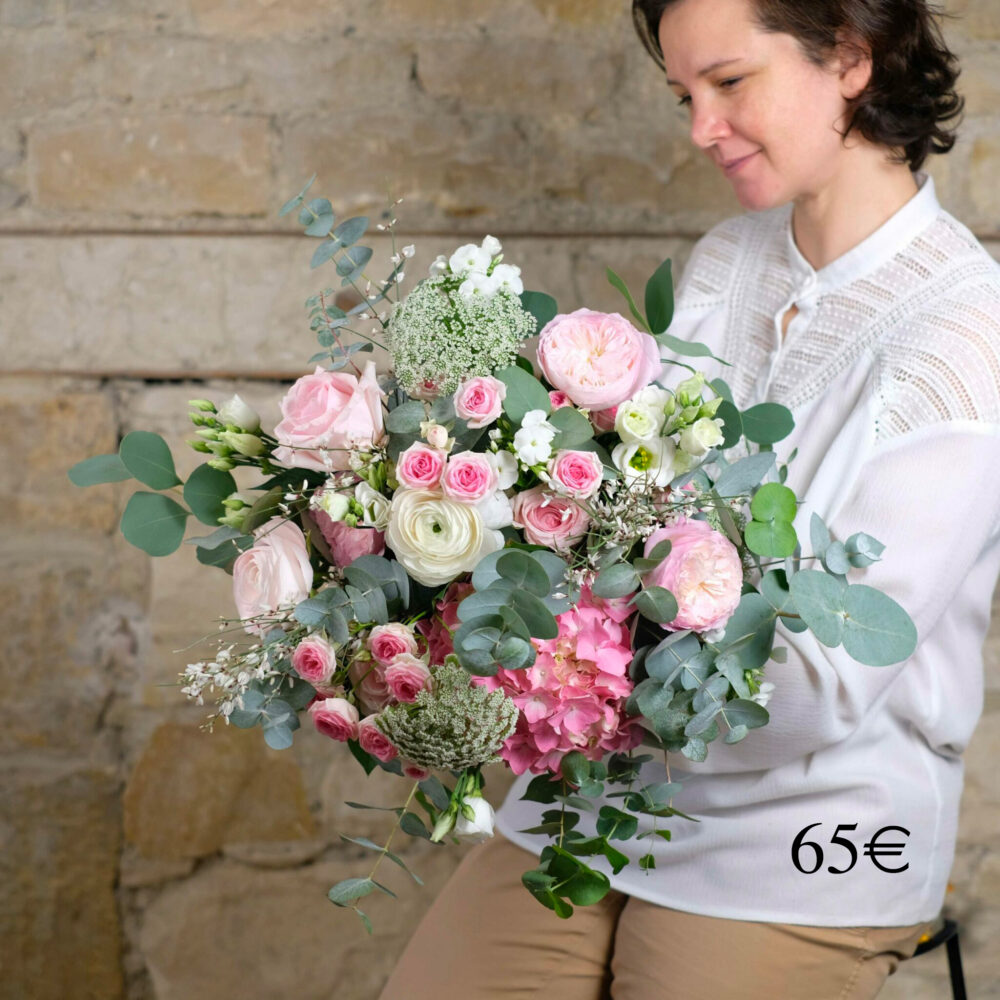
{"left": 783, "top": 171, "right": 941, "bottom": 296}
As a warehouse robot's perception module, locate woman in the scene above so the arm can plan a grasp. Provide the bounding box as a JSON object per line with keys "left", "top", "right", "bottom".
{"left": 379, "top": 0, "right": 1000, "bottom": 997}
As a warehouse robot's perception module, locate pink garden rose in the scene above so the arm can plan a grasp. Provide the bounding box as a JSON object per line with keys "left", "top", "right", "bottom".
{"left": 312, "top": 508, "right": 385, "bottom": 567}
{"left": 441, "top": 452, "right": 497, "bottom": 504}
{"left": 368, "top": 622, "right": 419, "bottom": 667}
{"left": 548, "top": 449, "right": 603, "bottom": 500}
{"left": 308, "top": 697, "right": 359, "bottom": 742}
{"left": 348, "top": 658, "right": 393, "bottom": 714}
{"left": 272, "top": 361, "right": 385, "bottom": 472}
{"left": 513, "top": 486, "right": 590, "bottom": 551}
{"left": 232, "top": 518, "right": 313, "bottom": 633}
{"left": 291, "top": 635, "right": 338, "bottom": 686}
{"left": 454, "top": 376, "right": 506, "bottom": 428}
{"left": 384, "top": 653, "right": 432, "bottom": 703}
{"left": 548, "top": 390, "right": 572, "bottom": 409}
{"left": 644, "top": 516, "right": 744, "bottom": 632}
{"left": 395, "top": 442, "right": 446, "bottom": 490}
{"left": 358, "top": 715, "right": 399, "bottom": 762}
{"left": 536, "top": 308, "right": 660, "bottom": 411}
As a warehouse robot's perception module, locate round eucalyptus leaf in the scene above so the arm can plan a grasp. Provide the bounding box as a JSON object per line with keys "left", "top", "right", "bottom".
{"left": 183, "top": 463, "right": 237, "bottom": 526}
{"left": 592, "top": 562, "right": 640, "bottom": 599}
{"left": 822, "top": 539, "right": 851, "bottom": 576}
{"left": 68, "top": 452, "right": 131, "bottom": 487}
{"left": 120, "top": 491, "right": 189, "bottom": 556}
{"left": 841, "top": 584, "right": 918, "bottom": 666}
{"left": 549, "top": 405, "right": 595, "bottom": 449}
{"left": 809, "top": 511, "right": 832, "bottom": 560}
{"left": 263, "top": 724, "right": 294, "bottom": 751}
{"left": 497, "top": 550, "right": 551, "bottom": 597}
{"left": 633, "top": 586, "right": 679, "bottom": 624}
{"left": 845, "top": 531, "right": 885, "bottom": 568}
{"left": 740, "top": 402, "right": 795, "bottom": 445}
{"left": 471, "top": 549, "right": 506, "bottom": 591}
{"left": 745, "top": 519, "right": 798, "bottom": 557}
{"left": 510, "top": 590, "right": 559, "bottom": 639}
{"left": 716, "top": 400, "right": 743, "bottom": 449}
{"left": 457, "top": 581, "right": 515, "bottom": 622}
{"left": 119, "top": 430, "right": 181, "bottom": 490}
{"left": 716, "top": 592, "right": 776, "bottom": 670}
{"left": 496, "top": 634, "right": 535, "bottom": 672}
{"left": 750, "top": 482, "right": 797, "bottom": 523}
{"left": 788, "top": 570, "right": 847, "bottom": 648}
{"left": 496, "top": 365, "right": 551, "bottom": 425}
{"left": 721, "top": 698, "right": 770, "bottom": 728}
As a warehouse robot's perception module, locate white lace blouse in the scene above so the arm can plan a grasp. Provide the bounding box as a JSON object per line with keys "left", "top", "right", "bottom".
{"left": 494, "top": 172, "right": 1000, "bottom": 926}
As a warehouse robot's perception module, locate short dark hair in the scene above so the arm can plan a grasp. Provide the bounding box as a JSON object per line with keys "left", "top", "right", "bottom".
{"left": 632, "top": 0, "right": 964, "bottom": 172}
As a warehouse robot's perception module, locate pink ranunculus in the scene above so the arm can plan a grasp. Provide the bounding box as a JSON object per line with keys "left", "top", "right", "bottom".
{"left": 368, "top": 622, "right": 420, "bottom": 667}
{"left": 548, "top": 390, "right": 572, "bottom": 409}
{"left": 272, "top": 361, "right": 385, "bottom": 472}
{"left": 537, "top": 308, "right": 660, "bottom": 411}
{"left": 441, "top": 452, "right": 497, "bottom": 504}
{"left": 644, "top": 516, "right": 744, "bottom": 632}
{"left": 312, "top": 508, "right": 385, "bottom": 567}
{"left": 455, "top": 376, "right": 506, "bottom": 428}
{"left": 384, "top": 653, "right": 432, "bottom": 703}
{"left": 512, "top": 486, "right": 590, "bottom": 551}
{"left": 358, "top": 715, "right": 399, "bottom": 762}
{"left": 395, "top": 442, "right": 446, "bottom": 490}
{"left": 232, "top": 518, "right": 314, "bottom": 634}
{"left": 291, "top": 635, "right": 338, "bottom": 686}
{"left": 591, "top": 405, "right": 618, "bottom": 433}
{"left": 416, "top": 581, "right": 475, "bottom": 665}
{"left": 308, "top": 697, "right": 360, "bottom": 742}
{"left": 548, "top": 449, "right": 603, "bottom": 500}
{"left": 348, "top": 657, "right": 394, "bottom": 714}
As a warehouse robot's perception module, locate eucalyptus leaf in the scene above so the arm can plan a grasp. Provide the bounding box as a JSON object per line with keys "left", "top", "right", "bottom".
{"left": 332, "top": 215, "right": 369, "bottom": 248}
{"left": 713, "top": 451, "right": 776, "bottom": 496}
{"left": 68, "top": 452, "right": 131, "bottom": 487}
{"left": 845, "top": 531, "right": 885, "bottom": 568}
{"left": 741, "top": 402, "right": 795, "bottom": 445}
{"left": 788, "top": 570, "right": 847, "bottom": 647}
{"left": 496, "top": 365, "right": 551, "bottom": 425}
{"left": 183, "top": 463, "right": 237, "bottom": 526}
{"left": 592, "top": 562, "right": 640, "bottom": 599}
{"left": 519, "top": 290, "right": 558, "bottom": 333}
{"left": 496, "top": 550, "right": 551, "bottom": 597}
{"left": 279, "top": 174, "right": 315, "bottom": 217}
{"left": 841, "top": 585, "right": 917, "bottom": 666}
{"left": 606, "top": 267, "right": 651, "bottom": 332}
{"left": 548, "top": 405, "right": 594, "bottom": 449}
{"left": 823, "top": 539, "right": 851, "bottom": 576}
{"left": 633, "top": 586, "right": 679, "bottom": 624}
{"left": 120, "top": 492, "right": 189, "bottom": 556}
{"left": 119, "top": 431, "right": 181, "bottom": 490}
{"left": 644, "top": 256, "right": 674, "bottom": 336}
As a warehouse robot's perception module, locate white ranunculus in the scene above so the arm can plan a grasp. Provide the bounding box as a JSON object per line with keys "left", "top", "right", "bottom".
{"left": 481, "top": 234, "right": 503, "bottom": 257}
{"left": 612, "top": 437, "right": 676, "bottom": 489}
{"left": 487, "top": 449, "right": 519, "bottom": 490}
{"left": 615, "top": 400, "right": 664, "bottom": 443}
{"left": 490, "top": 263, "right": 523, "bottom": 295}
{"left": 449, "top": 243, "right": 492, "bottom": 277}
{"left": 354, "top": 481, "right": 390, "bottom": 530}
{"left": 386, "top": 488, "right": 503, "bottom": 586}
{"left": 217, "top": 393, "right": 260, "bottom": 432}
{"left": 476, "top": 489, "right": 514, "bottom": 530}
{"left": 454, "top": 795, "right": 495, "bottom": 844}
{"left": 678, "top": 416, "right": 725, "bottom": 457}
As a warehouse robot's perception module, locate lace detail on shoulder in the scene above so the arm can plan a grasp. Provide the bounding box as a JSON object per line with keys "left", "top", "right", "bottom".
{"left": 675, "top": 214, "right": 753, "bottom": 313}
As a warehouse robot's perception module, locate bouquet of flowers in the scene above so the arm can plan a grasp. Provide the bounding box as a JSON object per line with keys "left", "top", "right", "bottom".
{"left": 70, "top": 177, "right": 917, "bottom": 932}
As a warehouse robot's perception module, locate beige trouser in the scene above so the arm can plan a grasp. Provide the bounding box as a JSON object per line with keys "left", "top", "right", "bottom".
{"left": 379, "top": 833, "right": 935, "bottom": 1000}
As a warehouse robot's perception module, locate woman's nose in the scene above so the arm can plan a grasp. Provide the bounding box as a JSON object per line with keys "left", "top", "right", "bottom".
{"left": 689, "top": 101, "right": 731, "bottom": 150}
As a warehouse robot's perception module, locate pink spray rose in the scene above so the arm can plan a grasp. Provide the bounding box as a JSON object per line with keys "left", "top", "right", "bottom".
{"left": 513, "top": 486, "right": 591, "bottom": 551}
{"left": 384, "top": 653, "right": 432, "bottom": 703}
{"left": 358, "top": 715, "right": 399, "bottom": 762}
{"left": 548, "top": 449, "right": 603, "bottom": 500}
{"left": 291, "top": 635, "right": 338, "bottom": 686}
{"left": 368, "top": 622, "right": 420, "bottom": 666}
{"left": 416, "top": 581, "right": 474, "bottom": 665}
{"left": 308, "top": 697, "right": 360, "bottom": 742}
{"left": 395, "top": 442, "right": 446, "bottom": 490}
{"left": 232, "top": 518, "right": 313, "bottom": 633}
{"left": 348, "top": 657, "right": 394, "bottom": 714}
{"left": 441, "top": 452, "right": 497, "bottom": 504}
{"left": 644, "top": 516, "right": 744, "bottom": 633}
{"left": 402, "top": 761, "right": 431, "bottom": 780}
{"left": 536, "top": 308, "right": 660, "bottom": 411}
{"left": 454, "top": 376, "right": 506, "bottom": 428}
{"left": 272, "top": 361, "right": 385, "bottom": 472}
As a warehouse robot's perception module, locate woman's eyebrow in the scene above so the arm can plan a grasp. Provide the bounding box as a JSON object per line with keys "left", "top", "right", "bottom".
{"left": 665, "top": 57, "right": 745, "bottom": 86}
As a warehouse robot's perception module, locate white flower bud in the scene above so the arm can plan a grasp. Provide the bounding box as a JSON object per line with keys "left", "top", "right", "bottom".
{"left": 217, "top": 394, "right": 260, "bottom": 432}
{"left": 454, "top": 795, "right": 495, "bottom": 844}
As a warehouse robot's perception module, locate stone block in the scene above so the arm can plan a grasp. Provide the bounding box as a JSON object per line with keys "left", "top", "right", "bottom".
{"left": 0, "top": 0, "right": 59, "bottom": 26}
{"left": 0, "top": 766, "right": 124, "bottom": 1000}
{"left": 968, "top": 136, "right": 1000, "bottom": 232}
{"left": 188, "top": 0, "right": 354, "bottom": 37}
{"left": 28, "top": 115, "right": 274, "bottom": 216}
{"left": 959, "top": 0, "right": 1000, "bottom": 41}
{"left": 124, "top": 721, "right": 317, "bottom": 860}
{"left": 0, "top": 35, "right": 97, "bottom": 113}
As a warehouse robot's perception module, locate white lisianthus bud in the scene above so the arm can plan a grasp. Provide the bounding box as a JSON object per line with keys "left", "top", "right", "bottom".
{"left": 481, "top": 234, "right": 502, "bottom": 257}
{"left": 678, "top": 417, "right": 725, "bottom": 457}
{"left": 449, "top": 243, "right": 492, "bottom": 276}
{"left": 454, "top": 795, "right": 495, "bottom": 844}
{"left": 615, "top": 400, "right": 664, "bottom": 443}
{"left": 315, "top": 490, "right": 351, "bottom": 522}
{"left": 217, "top": 394, "right": 260, "bottom": 432}
{"left": 429, "top": 254, "right": 449, "bottom": 276}
{"left": 490, "top": 263, "right": 523, "bottom": 294}
{"left": 675, "top": 372, "right": 707, "bottom": 406}
{"left": 218, "top": 430, "right": 265, "bottom": 457}
{"left": 354, "top": 480, "right": 391, "bottom": 530}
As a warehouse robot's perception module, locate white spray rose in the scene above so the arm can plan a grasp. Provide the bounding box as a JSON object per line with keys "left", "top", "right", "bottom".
{"left": 678, "top": 417, "right": 725, "bottom": 456}
{"left": 454, "top": 795, "right": 496, "bottom": 844}
{"left": 217, "top": 393, "right": 260, "bottom": 432}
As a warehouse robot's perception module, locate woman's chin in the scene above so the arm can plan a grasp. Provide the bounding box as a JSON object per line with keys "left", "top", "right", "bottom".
{"left": 732, "top": 181, "right": 787, "bottom": 213}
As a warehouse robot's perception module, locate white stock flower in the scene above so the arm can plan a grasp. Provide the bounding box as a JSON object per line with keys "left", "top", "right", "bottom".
{"left": 476, "top": 489, "right": 514, "bottom": 530}
{"left": 481, "top": 235, "right": 503, "bottom": 257}
{"left": 490, "top": 263, "right": 523, "bottom": 295}
{"left": 615, "top": 400, "right": 665, "bottom": 443}
{"left": 678, "top": 417, "right": 725, "bottom": 457}
{"left": 386, "top": 488, "right": 504, "bottom": 586}
{"left": 612, "top": 437, "right": 677, "bottom": 489}
{"left": 449, "top": 243, "right": 492, "bottom": 277}
{"left": 354, "top": 481, "right": 390, "bottom": 530}
{"left": 454, "top": 795, "right": 496, "bottom": 844}
{"left": 458, "top": 271, "right": 502, "bottom": 301}
{"left": 217, "top": 393, "right": 260, "bottom": 432}
{"left": 487, "top": 449, "right": 519, "bottom": 490}
{"left": 513, "top": 409, "right": 557, "bottom": 467}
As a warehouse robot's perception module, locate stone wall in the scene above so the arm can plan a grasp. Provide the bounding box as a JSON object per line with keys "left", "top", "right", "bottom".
{"left": 2, "top": 1, "right": 999, "bottom": 998}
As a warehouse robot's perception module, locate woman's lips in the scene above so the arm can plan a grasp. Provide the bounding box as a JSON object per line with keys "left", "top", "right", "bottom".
{"left": 721, "top": 151, "right": 759, "bottom": 176}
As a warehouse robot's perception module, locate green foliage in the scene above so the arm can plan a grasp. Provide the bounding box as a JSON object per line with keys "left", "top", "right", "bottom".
{"left": 183, "top": 463, "right": 237, "bottom": 526}
{"left": 68, "top": 452, "right": 131, "bottom": 487}
{"left": 519, "top": 290, "right": 558, "bottom": 332}
{"left": 632, "top": 586, "right": 679, "bottom": 624}
{"left": 120, "top": 492, "right": 189, "bottom": 556}
{"left": 644, "top": 257, "right": 674, "bottom": 336}
{"left": 548, "top": 405, "right": 594, "bottom": 449}
{"left": 119, "top": 431, "right": 181, "bottom": 490}
{"left": 745, "top": 482, "right": 799, "bottom": 557}
{"left": 591, "top": 562, "right": 639, "bottom": 599}
{"left": 713, "top": 451, "right": 776, "bottom": 496}
{"left": 740, "top": 402, "right": 795, "bottom": 445}
{"left": 605, "top": 267, "right": 651, "bottom": 333}
{"left": 496, "top": 364, "right": 551, "bottom": 425}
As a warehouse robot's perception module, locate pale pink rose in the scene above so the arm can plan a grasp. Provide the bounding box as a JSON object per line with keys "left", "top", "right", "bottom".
{"left": 512, "top": 486, "right": 590, "bottom": 551}
{"left": 591, "top": 406, "right": 618, "bottom": 433}
{"left": 441, "top": 452, "right": 497, "bottom": 504}
{"left": 272, "top": 361, "right": 385, "bottom": 472}
{"left": 454, "top": 376, "right": 507, "bottom": 428}
{"left": 402, "top": 761, "right": 431, "bottom": 780}
{"left": 537, "top": 308, "right": 660, "bottom": 411}
{"left": 232, "top": 518, "right": 313, "bottom": 634}
{"left": 548, "top": 390, "right": 572, "bottom": 409}
{"left": 358, "top": 715, "right": 399, "bottom": 762}
{"left": 308, "top": 697, "right": 359, "bottom": 742}
{"left": 395, "top": 442, "right": 446, "bottom": 490}
{"left": 548, "top": 450, "right": 603, "bottom": 500}
{"left": 313, "top": 509, "right": 385, "bottom": 567}
{"left": 644, "top": 516, "right": 743, "bottom": 632}
{"left": 384, "top": 653, "right": 432, "bottom": 703}
{"left": 348, "top": 658, "right": 393, "bottom": 713}
{"left": 291, "top": 635, "right": 338, "bottom": 686}
{"left": 368, "top": 622, "right": 419, "bottom": 666}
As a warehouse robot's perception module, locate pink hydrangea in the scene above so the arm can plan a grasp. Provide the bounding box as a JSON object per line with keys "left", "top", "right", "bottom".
{"left": 472, "top": 588, "right": 644, "bottom": 776}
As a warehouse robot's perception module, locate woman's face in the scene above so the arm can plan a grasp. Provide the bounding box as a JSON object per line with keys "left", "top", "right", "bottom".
{"left": 658, "top": 0, "right": 867, "bottom": 211}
